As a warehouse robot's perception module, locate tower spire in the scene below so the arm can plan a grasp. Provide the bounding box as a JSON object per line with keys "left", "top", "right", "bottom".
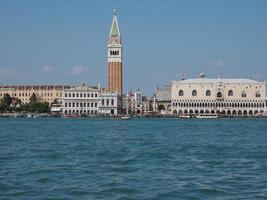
{"left": 109, "top": 9, "right": 120, "bottom": 37}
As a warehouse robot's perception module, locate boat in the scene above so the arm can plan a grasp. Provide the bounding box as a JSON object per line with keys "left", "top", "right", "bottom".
{"left": 121, "top": 116, "right": 131, "bottom": 120}
{"left": 196, "top": 114, "right": 219, "bottom": 119}
{"left": 179, "top": 114, "right": 192, "bottom": 119}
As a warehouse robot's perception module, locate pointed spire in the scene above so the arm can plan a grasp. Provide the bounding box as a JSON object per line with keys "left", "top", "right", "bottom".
{"left": 109, "top": 9, "right": 121, "bottom": 37}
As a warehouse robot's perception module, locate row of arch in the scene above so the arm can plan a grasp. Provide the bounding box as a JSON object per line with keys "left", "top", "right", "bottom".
{"left": 173, "top": 101, "right": 265, "bottom": 108}
{"left": 173, "top": 109, "right": 264, "bottom": 116}
{"left": 178, "top": 89, "right": 261, "bottom": 98}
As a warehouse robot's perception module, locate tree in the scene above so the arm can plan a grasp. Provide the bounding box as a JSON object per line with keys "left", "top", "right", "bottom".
{"left": 11, "top": 97, "right": 22, "bottom": 108}
{"left": 52, "top": 98, "right": 59, "bottom": 104}
{"left": 29, "top": 93, "right": 37, "bottom": 103}
{"left": 0, "top": 100, "right": 9, "bottom": 112}
{"left": 3, "top": 93, "right": 12, "bottom": 106}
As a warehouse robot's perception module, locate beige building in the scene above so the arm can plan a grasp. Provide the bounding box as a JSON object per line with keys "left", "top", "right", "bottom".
{"left": 0, "top": 85, "right": 70, "bottom": 105}
{"left": 172, "top": 75, "right": 267, "bottom": 116}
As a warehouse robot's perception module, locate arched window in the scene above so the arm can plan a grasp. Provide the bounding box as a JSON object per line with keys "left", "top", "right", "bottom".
{"left": 255, "top": 91, "right": 261, "bottom": 98}
{"left": 228, "top": 90, "right": 233, "bottom": 96}
{"left": 179, "top": 90, "right": 184, "bottom": 96}
{"left": 241, "top": 91, "right": 247, "bottom": 98}
{"left": 192, "top": 90, "right": 197, "bottom": 96}
{"left": 206, "top": 90, "right": 211, "bottom": 96}
{"left": 217, "top": 92, "right": 222, "bottom": 98}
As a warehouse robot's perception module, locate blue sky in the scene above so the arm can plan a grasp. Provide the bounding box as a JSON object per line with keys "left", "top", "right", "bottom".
{"left": 0, "top": 0, "right": 267, "bottom": 95}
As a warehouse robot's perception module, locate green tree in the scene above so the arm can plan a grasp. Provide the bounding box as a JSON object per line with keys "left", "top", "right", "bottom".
{"left": 52, "top": 98, "right": 59, "bottom": 104}
{"left": 3, "top": 93, "right": 12, "bottom": 106}
{"left": 29, "top": 93, "right": 37, "bottom": 103}
{"left": 11, "top": 97, "right": 22, "bottom": 108}
{"left": 0, "top": 100, "right": 9, "bottom": 112}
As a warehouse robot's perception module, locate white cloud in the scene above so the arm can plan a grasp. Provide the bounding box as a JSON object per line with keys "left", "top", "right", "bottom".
{"left": 69, "top": 65, "right": 90, "bottom": 75}
{"left": 206, "top": 60, "right": 225, "bottom": 67}
{"left": 0, "top": 68, "right": 11, "bottom": 77}
{"left": 42, "top": 65, "right": 55, "bottom": 73}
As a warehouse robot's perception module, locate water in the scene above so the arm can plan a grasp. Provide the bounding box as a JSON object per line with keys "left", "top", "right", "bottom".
{"left": 0, "top": 118, "right": 267, "bottom": 200}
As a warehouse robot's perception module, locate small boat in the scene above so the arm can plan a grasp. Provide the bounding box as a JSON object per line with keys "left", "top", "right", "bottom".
{"left": 179, "top": 114, "right": 192, "bottom": 119}
{"left": 196, "top": 114, "right": 219, "bottom": 119}
{"left": 121, "top": 115, "right": 131, "bottom": 120}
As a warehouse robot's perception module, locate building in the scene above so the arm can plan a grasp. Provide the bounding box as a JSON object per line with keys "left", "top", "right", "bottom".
{"left": 61, "top": 83, "right": 121, "bottom": 116}
{"left": 171, "top": 74, "right": 267, "bottom": 117}
{"left": 0, "top": 85, "right": 69, "bottom": 105}
{"left": 98, "top": 92, "right": 121, "bottom": 116}
{"left": 154, "top": 85, "right": 172, "bottom": 115}
{"left": 124, "top": 90, "right": 153, "bottom": 115}
{"left": 62, "top": 83, "right": 100, "bottom": 115}
{"left": 108, "top": 9, "right": 123, "bottom": 97}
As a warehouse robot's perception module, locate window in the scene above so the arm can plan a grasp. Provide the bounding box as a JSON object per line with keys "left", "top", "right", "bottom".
{"left": 95, "top": 94, "right": 97, "bottom": 98}
{"left": 256, "top": 91, "right": 261, "bottom": 98}
{"left": 228, "top": 90, "right": 233, "bottom": 96}
{"left": 192, "top": 90, "right": 197, "bottom": 96}
{"left": 217, "top": 92, "right": 222, "bottom": 98}
{"left": 91, "top": 103, "right": 93, "bottom": 107}
{"left": 73, "top": 93, "right": 75, "bottom": 97}
{"left": 107, "top": 99, "right": 109, "bottom": 106}
{"left": 206, "top": 90, "right": 211, "bottom": 96}
{"left": 76, "top": 103, "right": 79, "bottom": 107}
{"left": 241, "top": 91, "right": 246, "bottom": 98}
{"left": 111, "top": 99, "right": 114, "bottom": 105}
{"left": 65, "top": 93, "right": 67, "bottom": 97}
{"left": 179, "top": 90, "right": 184, "bottom": 96}
{"left": 77, "top": 93, "right": 79, "bottom": 98}
{"left": 102, "top": 99, "right": 104, "bottom": 105}
{"left": 91, "top": 94, "right": 94, "bottom": 98}
{"left": 65, "top": 103, "right": 67, "bottom": 107}
{"left": 73, "top": 103, "right": 75, "bottom": 107}
{"left": 95, "top": 103, "right": 97, "bottom": 107}
{"left": 69, "top": 93, "right": 71, "bottom": 97}
{"left": 69, "top": 103, "right": 71, "bottom": 107}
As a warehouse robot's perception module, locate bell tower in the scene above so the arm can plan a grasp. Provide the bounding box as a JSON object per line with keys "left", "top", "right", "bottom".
{"left": 108, "top": 9, "right": 122, "bottom": 96}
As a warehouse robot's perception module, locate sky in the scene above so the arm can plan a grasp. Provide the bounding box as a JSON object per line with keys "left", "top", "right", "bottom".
{"left": 0, "top": 0, "right": 267, "bottom": 95}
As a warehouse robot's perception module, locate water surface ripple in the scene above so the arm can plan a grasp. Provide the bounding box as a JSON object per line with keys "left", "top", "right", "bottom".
{"left": 0, "top": 118, "right": 267, "bottom": 199}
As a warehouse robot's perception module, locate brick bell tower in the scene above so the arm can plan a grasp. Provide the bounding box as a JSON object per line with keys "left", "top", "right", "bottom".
{"left": 108, "top": 9, "right": 122, "bottom": 97}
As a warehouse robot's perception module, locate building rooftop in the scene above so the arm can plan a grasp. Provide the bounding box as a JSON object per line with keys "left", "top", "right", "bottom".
{"left": 174, "top": 78, "right": 264, "bottom": 84}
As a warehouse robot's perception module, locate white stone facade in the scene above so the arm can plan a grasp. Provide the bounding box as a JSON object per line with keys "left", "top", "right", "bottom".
{"left": 62, "top": 85, "right": 100, "bottom": 115}
{"left": 172, "top": 77, "right": 267, "bottom": 116}
{"left": 98, "top": 92, "right": 120, "bottom": 116}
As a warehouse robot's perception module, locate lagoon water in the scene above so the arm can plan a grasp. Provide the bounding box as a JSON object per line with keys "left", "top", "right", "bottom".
{"left": 0, "top": 118, "right": 267, "bottom": 199}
